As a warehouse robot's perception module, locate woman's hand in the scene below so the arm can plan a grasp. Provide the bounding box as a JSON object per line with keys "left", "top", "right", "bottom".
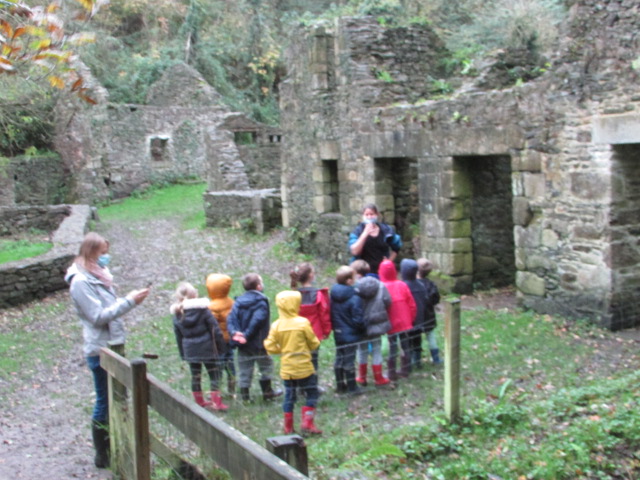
{"left": 350, "top": 222, "right": 378, "bottom": 256}
{"left": 127, "top": 288, "right": 150, "bottom": 305}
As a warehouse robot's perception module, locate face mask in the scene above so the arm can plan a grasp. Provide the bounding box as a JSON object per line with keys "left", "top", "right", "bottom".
{"left": 363, "top": 216, "right": 378, "bottom": 224}
{"left": 97, "top": 254, "right": 111, "bottom": 268}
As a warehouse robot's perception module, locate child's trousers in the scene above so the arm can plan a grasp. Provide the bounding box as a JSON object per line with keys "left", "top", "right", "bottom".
{"left": 283, "top": 375, "right": 318, "bottom": 412}
{"left": 356, "top": 336, "right": 383, "bottom": 365}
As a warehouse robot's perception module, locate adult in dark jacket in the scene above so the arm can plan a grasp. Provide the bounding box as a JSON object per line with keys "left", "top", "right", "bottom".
{"left": 171, "top": 282, "right": 228, "bottom": 411}
{"left": 400, "top": 258, "right": 429, "bottom": 369}
{"left": 348, "top": 203, "right": 402, "bottom": 276}
{"left": 330, "top": 266, "right": 366, "bottom": 394}
{"left": 227, "top": 273, "right": 281, "bottom": 402}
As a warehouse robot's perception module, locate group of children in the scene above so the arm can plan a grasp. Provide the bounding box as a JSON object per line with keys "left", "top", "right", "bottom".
{"left": 169, "top": 257, "right": 441, "bottom": 436}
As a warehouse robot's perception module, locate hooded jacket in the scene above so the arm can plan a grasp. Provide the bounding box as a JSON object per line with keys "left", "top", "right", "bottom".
{"left": 65, "top": 263, "right": 135, "bottom": 357}
{"left": 298, "top": 287, "right": 332, "bottom": 341}
{"left": 264, "top": 290, "right": 320, "bottom": 380}
{"left": 400, "top": 259, "right": 427, "bottom": 329}
{"left": 206, "top": 273, "right": 234, "bottom": 342}
{"left": 418, "top": 277, "right": 440, "bottom": 331}
{"left": 378, "top": 260, "right": 416, "bottom": 334}
{"left": 171, "top": 298, "right": 226, "bottom": 362}
{"left": 355, "top": 275, "right": 391, "bottom": 337}
{"left": 226, "top": 289, "right": 270, "bottom": 353}
{"left": 329, "top": 283, "right": 365, "bottom": 345}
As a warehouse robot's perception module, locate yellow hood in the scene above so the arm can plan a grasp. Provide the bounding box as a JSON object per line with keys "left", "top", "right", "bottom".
{"left": 276, "top": 290, "right": 302, "bottom": 319}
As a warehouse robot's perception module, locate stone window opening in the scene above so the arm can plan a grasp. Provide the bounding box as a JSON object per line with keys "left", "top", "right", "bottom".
{"left": 314, "top": 159, "right": 340, "bottom": 213}
{"left": 150, "top": 137, "right": 169, "bottom": 162}
{"left": 373, "top": 157, "right": 419, "bottom": 260}
{"left": 234, "top": 131, "right": 257, "bottom": 145}
{"left": 269, "top": 134, "right": 282, "bottom": 143}
{"left": 454, "top": 155, "right": 515, "bottom": 290}
{"left": 609, "top": 143, "right": 640, "bottom": 330}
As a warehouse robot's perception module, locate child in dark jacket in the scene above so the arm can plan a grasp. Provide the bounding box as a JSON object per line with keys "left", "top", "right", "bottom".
{"left": 171, "top": 282, "right": 228, "bottom": 411}
{"left": 330, "top": 265, "right": 366, "bottom": 395}
{"left": 351, "top": 259, "right": 392, "bottom": 386}
{"left": 379, "top": 259, "right": 416, "bottom": 380}
{"left": 400, "top": 258, "right": 429, "bottom": 370}
{"left": 417, "top": 258, "right": 442, "bottom": 365}
{"left": 227, "top": 273, "right": 282, "bottom": 402}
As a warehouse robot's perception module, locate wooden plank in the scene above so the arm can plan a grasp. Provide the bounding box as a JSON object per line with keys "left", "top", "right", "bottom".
{"left": 147, "top": 374, "right": 308, "bottom": 480}
{"left": 150, "top": 434, "right": 208, "bottom": 480}
{"left": 131, "top": 359, "right": 151, "bottom": 480}
{"left": 444, "top": 298, "right": 461, "bottom": 423}
{"left": 101, "top": 347, "right": 133, "bottom": 389}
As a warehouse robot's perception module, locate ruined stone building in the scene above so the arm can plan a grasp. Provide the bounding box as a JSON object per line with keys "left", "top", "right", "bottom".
{"left": 279, "top": 0, "right": 640, "bottom": 330}
{"left": 50, "top": 62, "right": 282, "bottom": 223}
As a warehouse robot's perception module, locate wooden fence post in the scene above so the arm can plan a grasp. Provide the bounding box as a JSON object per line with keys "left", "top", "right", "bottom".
{"left": 107, "top": 343, "right": 130, "bottom": 478}
{"left": 131, "top": 359, "right": 151, "bottom": 480}
{"left": 266, "top": 435, "right": 308, "bottom": 476}
{"left": 444, "top": 298, "right": 461, "bottom": 423}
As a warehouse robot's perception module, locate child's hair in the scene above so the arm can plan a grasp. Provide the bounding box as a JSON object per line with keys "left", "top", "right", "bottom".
{"left": 350, "top": 259, "right": 371, "bottom": 276}
{"left": 242, "top": 273, "right": 262, "bottom": 291}
{"left": 172, "top": 281, "right": 198, "bottom": 317}
{"left": 417, "top": 258, "right": 434, "bottom": 278}
{"left": 290, "top": 262, "right": 314, "bottom": 288}
{"left": 335, "top": 265, "right": 355, "bottom": 285}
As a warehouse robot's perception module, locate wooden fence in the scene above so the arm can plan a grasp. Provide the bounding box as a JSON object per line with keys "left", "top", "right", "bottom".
{"left": 100, "top": 345, "right": 309, "bottom": 480}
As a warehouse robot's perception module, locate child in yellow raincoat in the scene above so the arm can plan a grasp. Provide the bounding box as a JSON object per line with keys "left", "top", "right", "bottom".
{"left": 264, "top": 290, "right": 321, "bottom": 435}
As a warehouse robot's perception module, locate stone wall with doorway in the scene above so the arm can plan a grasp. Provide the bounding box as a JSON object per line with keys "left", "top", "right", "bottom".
{"left": 279, "top": 3, "right": 640, "bottom": 330}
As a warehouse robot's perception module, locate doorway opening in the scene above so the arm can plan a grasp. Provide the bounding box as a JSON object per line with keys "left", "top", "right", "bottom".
{"left": 609, "top": 144, "right": 640, "bottom": 329}
{"left": 455, "top": 155, "right": 515, "bottom": 289}
{"left": 373, "top": 157, "right": 419, "bottom": 259}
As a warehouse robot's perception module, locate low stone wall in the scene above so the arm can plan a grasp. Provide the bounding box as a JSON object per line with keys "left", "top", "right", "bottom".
{"left": 203, "top": 189, "right": 281, "bottom": 235}
{"left": 0, "top": 205, "right": 92, "bottom": 308}
{"left": 0, "top": 205, "right": 72, "bottom": 236}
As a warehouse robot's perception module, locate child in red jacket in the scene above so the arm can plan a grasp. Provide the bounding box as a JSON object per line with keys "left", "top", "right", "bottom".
{"left": 378, "top": 259, "right": 416, "bottom": 380}
{"left": 290, "top": 262, "right": 331, "bottom": 393}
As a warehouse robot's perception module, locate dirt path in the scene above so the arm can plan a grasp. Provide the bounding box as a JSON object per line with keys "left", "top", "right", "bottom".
{"left": 1, "top": 215, "right": 639, "bottom": 479}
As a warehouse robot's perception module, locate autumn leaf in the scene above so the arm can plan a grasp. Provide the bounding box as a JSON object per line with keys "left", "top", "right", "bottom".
{"left": 47, "top": 75, "right": 65, "bottom": 88}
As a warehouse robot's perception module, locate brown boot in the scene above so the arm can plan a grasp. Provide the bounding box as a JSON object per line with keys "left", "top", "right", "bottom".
{"left": 399, "top": 355, "right": 411, "bottom": 378}
{"left": 387, "top": 357, "right": 398, "bottom": 381}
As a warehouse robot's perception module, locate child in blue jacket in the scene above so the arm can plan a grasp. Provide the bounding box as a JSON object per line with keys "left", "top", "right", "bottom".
{"left": 330, "top": 265, "right": 366, "bottom": 395}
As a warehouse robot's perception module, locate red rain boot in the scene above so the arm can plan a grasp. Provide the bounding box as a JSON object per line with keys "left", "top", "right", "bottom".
{"left": 192, "top": 391, "right": 212, "bottom": 407}
{"left": 372, "top": 364, "right": 390, "bottom": 386}
{"left": 209, "top": 391, "right": 229, "bottom": 411}
{"left": 300, "top": 406, "right": 322, "bottom": 435}
{"left": 356, "top": 363, "right": 368, "bottom": 386}
{"left": 284, "top": 412, "right": 295, "bottom": 434}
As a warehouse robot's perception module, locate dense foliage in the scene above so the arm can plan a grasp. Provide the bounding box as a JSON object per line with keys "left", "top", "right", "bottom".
{"left": 1, "top": 0, "right": 567, "bottom": 155}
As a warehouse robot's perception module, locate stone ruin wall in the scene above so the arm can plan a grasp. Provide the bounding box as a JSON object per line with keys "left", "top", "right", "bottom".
{"left": 52, "top": 63, "right": 282, "bottom": 207}
{"left": 280, "top": 1, "right": 640, "bottom": 329}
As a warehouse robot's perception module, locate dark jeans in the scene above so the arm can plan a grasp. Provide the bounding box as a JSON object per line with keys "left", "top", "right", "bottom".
{"left": 87, "top": 355, "right": 108, "bottom": 423}
{"left": 283, "top": 375, "right": 318, "bottom": 412}
{"left": 333, "top": 342, "right": 358, "bottom": 374}
{"left": 189, "top": 361, "right": 221, "bottom": 391}
{"left": 388, "top": 331, "right": 411, "bottom": 360}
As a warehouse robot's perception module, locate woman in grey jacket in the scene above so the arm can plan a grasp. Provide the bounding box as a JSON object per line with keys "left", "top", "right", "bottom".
{"left": 65, "top": 232, "right": 149, "bottom": 469}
